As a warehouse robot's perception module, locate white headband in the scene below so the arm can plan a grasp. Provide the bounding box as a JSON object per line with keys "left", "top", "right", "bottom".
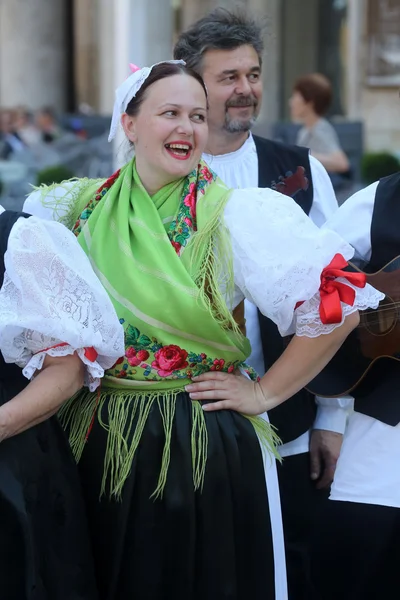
{"left": 108, "top": 60, "right": 186, "bottom": 142}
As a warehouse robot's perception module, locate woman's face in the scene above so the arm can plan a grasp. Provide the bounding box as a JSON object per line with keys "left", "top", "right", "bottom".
{"left": 123, "top": 74, "right": 208, "bottom": 194}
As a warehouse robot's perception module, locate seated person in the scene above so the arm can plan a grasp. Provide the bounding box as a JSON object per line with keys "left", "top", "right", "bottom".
{"left": 289, "top": 73, "right": 349, "bottom": 176}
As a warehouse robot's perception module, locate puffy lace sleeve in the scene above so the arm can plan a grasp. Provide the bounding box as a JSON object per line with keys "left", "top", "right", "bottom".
{"left": 224, "top": 188, "right": 384, "bottom": 337}
{"left": 0, "top": 216, "right": 125, "bottom": 390}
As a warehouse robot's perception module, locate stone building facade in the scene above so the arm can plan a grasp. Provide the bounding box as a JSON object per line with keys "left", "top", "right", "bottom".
{"left": 0, "top": 0, "right": 398, "bottom": 152}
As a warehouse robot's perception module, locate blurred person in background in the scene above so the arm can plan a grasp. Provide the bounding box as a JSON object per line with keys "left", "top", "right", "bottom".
{"left": 35, "top": 106, "right": 62, "bottom": 144}
{"left": 0, "top": 109, "right": 25, "bottom": 159}
{"left": 13, "top": 106, "right": 41, "bottom": 147}
{"left": 289, "top": 73, "right": 350, "bottom": 176}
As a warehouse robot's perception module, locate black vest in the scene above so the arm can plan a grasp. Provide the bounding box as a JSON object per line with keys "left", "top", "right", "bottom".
{"left": 352, "top": 172, "right": 400, "bottom": 425}
{"left": 0, "top": 210, "right": 31, "bottom": 390}
{"left": 252, "top": 136, "right": 316, "bottom": 443}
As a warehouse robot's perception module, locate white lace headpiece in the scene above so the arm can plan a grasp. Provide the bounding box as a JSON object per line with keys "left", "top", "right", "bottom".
{"left": 108, "top": 60, "right": 186, "bottom": 142}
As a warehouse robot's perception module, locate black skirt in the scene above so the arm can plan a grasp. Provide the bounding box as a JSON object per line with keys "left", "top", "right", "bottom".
{"left": 0, "top": 363, "right": 98, "bottom": 600}
{"left": 77, "top": 391, "right": 276, "bottom": 600}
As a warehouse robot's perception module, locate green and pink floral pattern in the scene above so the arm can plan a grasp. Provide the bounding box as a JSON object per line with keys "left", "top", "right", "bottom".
{"left": 167, "top": 164, "right": 217, "bottom": 256}
{"left": 109, "top": 320, "right": 259, "bottom": 382}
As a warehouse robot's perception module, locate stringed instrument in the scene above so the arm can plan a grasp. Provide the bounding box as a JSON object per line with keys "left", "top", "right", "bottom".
{"left": 304, "top": 256, "right": 400, "bottom": 397}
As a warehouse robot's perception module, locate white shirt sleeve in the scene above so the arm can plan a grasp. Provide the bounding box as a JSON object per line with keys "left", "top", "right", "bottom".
{"left": 223, "top": 187, "right": 383, "bottom": 337}
{"left": 307, "top": 163, "right": 355, "bottom": 432}
{"left": 323, "top": 181, "right": 377, "bottom": 263}
{"left": 312, "top": 182, "right": 377, "bottom": 430}
{"left": 308, "top": 155, "right": 338, "bottom": 226}
{"left": 313, "top": 395, "right": 354, "bottom": 434}
{"left": 0, "top": 215, "right": 125, "bottom": 390}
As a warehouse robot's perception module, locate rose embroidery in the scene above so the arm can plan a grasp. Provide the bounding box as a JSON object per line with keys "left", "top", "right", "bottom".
{"left": 183, "top": 182, "right": 197, "bottom": 221}
{"left": 152, "top": 345, "right": 189, "bottom": 377}
{"left": 111, "top": 327, "right": 254, "bottom": 381}
{"left": 201, "top": 165, "right": 213, "bottom": 182}
{"left": 167, "top": 162, "right": 217, "bottom": 253}
{"left": 171, "top": 240, "right": 181, "bottom": 254}
{"left": 211, "top": 358, "right": 225, "bottom": 371}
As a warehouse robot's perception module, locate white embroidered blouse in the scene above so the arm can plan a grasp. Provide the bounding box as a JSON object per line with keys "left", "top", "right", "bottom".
{"left": 22, "top": 181, "right": 383, "bottom": 341}
{"left": 0, "top": 207, "right": 125, "bottom": 390}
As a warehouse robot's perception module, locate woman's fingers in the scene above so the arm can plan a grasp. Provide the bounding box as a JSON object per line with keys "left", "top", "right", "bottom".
{"left": 186, "top": 389, "right": 228, "bottom": 401}
{"left": 186, "top": 379, "right": 219, "bottom": 393}
{"left": 186, "top": 373, "right": 240, "bottom": 400}
{"left": 185, "top": 371, "right": 266, "bottom": 415}
{"left": 191, "top": 371, "right": 231, "bottom": 383}
{"left": 201, "top": 400, "right": 232, "bottom": 412}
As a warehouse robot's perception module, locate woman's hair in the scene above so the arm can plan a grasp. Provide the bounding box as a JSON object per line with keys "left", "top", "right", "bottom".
{"left": 126, "top": 62, "right": 208, "bottom": 117}
{"left": 293, "top": 73, "right": 333, "bottom": 116}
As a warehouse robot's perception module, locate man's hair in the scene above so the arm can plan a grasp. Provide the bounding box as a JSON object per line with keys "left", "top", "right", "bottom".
{"left": 173, "top": 7, "right": 264, "bottom": 72}
{"left": 293, "top": 73, "right": 333, "bottom": 116}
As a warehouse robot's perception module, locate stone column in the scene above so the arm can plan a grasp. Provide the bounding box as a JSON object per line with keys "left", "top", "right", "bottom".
{"left": 73, "top": 0, "right": 99, "bottom": 111}
{"left": 280, "top": 0, "right": 319, "bottom": 119}
{"left": 0, "top": 0, "right": 68, "bottom": 109}
{"left": 97, "top": 0, "right": 115, "bottom": 114}
{"left": 248, "top": 0, "right": 281, "bottom": 136}
{"left": 111, "top": 0, "right": 174, "bottom": 166}
{"left": 129, "top": 0, "right": 174, "bottom": 65}
{"left": 180, "top": 0, "right": 215, "bottom": 30}
{"left": 346, "top": 0, "right": 364, "bottom": 118}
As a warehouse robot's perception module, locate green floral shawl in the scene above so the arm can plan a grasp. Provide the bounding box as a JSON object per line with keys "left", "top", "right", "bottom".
{"left": 56, "top": 158, "right": 280, "bottom": 497}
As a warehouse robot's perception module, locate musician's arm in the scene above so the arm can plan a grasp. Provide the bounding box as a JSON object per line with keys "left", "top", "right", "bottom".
{"left": 314, "top": 395, "right": 353, "bottom": 434}
{"left": 310, "top": 182, "right": 377, "bottom": 487}
{"left": 309, "top": 396, "right": 354, "bottom": 488}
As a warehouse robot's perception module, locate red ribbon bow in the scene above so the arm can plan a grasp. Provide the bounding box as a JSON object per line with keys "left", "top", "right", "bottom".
{"left": 318, "top": 253, "right": 366, "bottom": 324}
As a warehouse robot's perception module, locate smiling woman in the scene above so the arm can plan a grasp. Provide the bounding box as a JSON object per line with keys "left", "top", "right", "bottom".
{"left": 21, "top": 60, "right": 383, "bottom": 600}
{"left": 121, "top": 66, "right": 208, "bottom": 194}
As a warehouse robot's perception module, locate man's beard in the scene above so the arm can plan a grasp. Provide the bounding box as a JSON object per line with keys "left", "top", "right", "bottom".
{"left": 223, "top": 95, "right": 258, "bottom": 133}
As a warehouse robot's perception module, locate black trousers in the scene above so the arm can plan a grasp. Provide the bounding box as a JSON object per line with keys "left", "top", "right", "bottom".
{"left": 311, "top": 500, "right": 400, "bottom": 600}
{"left": 277, "top": 452, "right": 329, "bottom": 600}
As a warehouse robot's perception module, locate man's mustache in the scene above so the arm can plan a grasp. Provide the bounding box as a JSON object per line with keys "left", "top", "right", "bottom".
{"left": 226, "top": 95, "right": 258, "bottom": 108}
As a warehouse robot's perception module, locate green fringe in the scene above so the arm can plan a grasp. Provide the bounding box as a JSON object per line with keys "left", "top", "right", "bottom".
{"left": 59, "top": 389, "right": 281, "bottom": 501}
{"left": 189, "top": 189, "right": 243, "bottom": 343}
{"left": 191, "top": 400, "right": 208, "bottom": 492}
{"left": 31, "top": 178, "right": 104, "bottom": 229}
{"left": 245, "top": 415, "right": 282, "bottom": 465}
{"left": 150, "top": 396, "right": 177, "bottom": 499}
{"left": 59, "top": 388, "right": 209, "bottom": 500}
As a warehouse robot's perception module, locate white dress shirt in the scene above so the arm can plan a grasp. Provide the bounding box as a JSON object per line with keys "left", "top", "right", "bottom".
{"left": 204, "top": 134, "right": 352, "bottom": 457}
{"left": 324, "top": 180, "right": 400, "bottom": 508}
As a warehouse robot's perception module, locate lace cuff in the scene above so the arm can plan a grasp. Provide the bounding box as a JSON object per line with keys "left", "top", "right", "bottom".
{"left": 22, "top": 344, "right": 105, "bottom": 391}
{"left": 294, "top": 278, "right": 384, "bottom": 337}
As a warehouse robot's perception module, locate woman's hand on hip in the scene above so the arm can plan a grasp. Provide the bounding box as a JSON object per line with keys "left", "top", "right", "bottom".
{"left": 185, "top": 371, "right": 268, "bottom": 415}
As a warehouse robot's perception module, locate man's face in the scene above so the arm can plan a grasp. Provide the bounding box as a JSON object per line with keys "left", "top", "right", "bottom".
{"left": 201, "top": 45, "right": 262, "bottom": 135}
